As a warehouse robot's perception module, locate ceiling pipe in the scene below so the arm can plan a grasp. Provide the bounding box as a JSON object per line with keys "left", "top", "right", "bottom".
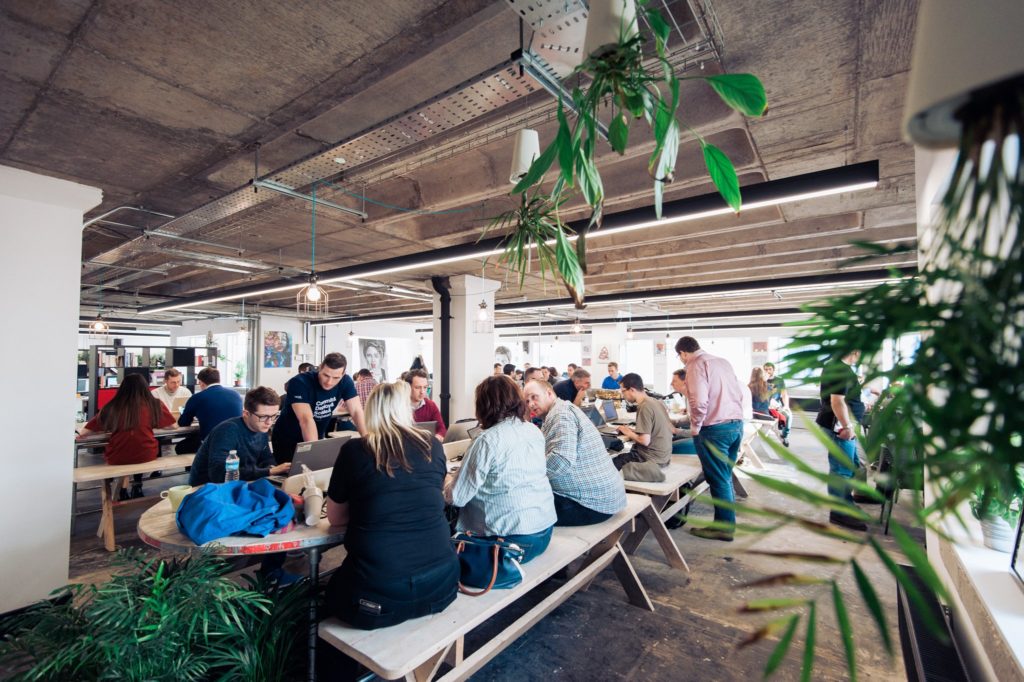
{"left": 251, "top": 179, "right": 368, "bottom": 220}
{"left": 492, "top": 307, "right": 806, "bottom": 328}
{"left": 138, "top": 161, "right": 880, "bottom": 314}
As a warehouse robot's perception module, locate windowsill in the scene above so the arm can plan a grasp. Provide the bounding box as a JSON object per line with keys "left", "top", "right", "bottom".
{"left": 936, "top": 515, "right": 1024, "bottom": 681}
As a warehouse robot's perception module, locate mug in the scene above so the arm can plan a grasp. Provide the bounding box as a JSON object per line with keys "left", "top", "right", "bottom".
{"left": 161, "top": 485, "right": 193, "bottom": 511}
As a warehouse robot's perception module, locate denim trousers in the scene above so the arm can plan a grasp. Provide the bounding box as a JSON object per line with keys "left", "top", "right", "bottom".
{"left": 671, "top": 437, "right": 697, "bottom": 455}
{"left": 693, "top": 420, "right": 744, "bottom": 527}
{"left": 553, "top": 494, "right": 613, "bottom": 527}
{"left": 481, "top": 525, "right": 553, "bottom": 564}
{"left": 827, "top": 430, "right": 860, "bottom": 503}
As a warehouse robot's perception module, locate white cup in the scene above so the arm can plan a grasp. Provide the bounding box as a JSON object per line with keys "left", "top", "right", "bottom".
{"left": 161, "top": 485, "right": 193, "bottom": 511}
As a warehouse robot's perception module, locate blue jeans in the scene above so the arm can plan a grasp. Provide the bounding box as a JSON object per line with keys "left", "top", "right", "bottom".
{"left": 827, "top": 430, "right": 860, "bottom": 503}
{"left": 693, "top": 420, "right": 744, "bottom": 527}
{"left": 672, "top": 437, "right": 697, "bottom": 455}
{"left": 553, "top": 494, "right": 612, "bottom": 527}
{"left": 481, "top": 526, "right": 553, "bottom": 564}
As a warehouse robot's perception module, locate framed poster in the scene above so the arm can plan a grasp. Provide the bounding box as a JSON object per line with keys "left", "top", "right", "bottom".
{"left": 360, "top": 338, "right": 387, "bottom": 382}
{"left": 263, "top": 331, "right": 292, "bottom": 368}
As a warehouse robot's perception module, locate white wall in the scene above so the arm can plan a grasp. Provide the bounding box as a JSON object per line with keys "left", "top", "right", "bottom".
{"left": 0, "top": 165, "right": 101, "bottom": 613}
{"left": 322, "top": 320, "right": 428, "bottom": 380}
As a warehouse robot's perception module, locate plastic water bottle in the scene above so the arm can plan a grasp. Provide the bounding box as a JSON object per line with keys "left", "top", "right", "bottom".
{"left": 224, "top": 450, "right": 240, "bottom": 482}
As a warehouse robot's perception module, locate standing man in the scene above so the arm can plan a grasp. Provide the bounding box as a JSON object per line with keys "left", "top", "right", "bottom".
{"left": 614, "top": 373, "right": 674, "bottom": 480}
{"left": 406, "top": 369, "right": 447, "bottom": 441}
{"left": 176, "top": 367, "right": 242, "bottom": 454}
{"left": 764, "top": 362, "right": 792, "bottom": 447}
{"left": 272, "top": 352, "right": 366, "bottom": 463}
{"left": 524, "top": 380, "right": 626, "bottom": 525}
{"left": 553, "top": 368, "right": 591, "bottom": 406}
{"left": 816, "top": 350, "right": 867, "bottom": 530}
{"left": 601, "top": 362, "right": 623, "bottom": 390}
{"left": 675, "top": 336, "right": 744, "bottom": 541}
{"left": 189, "top": 386, "right": 292, "bottom": 485}
{"left": 153, "top": 368, "right": 191, "bottom": 413}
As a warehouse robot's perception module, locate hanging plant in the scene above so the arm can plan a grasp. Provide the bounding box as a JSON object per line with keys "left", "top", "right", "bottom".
{"left": 488, "top": 0, "right": 767, "bottom": 307}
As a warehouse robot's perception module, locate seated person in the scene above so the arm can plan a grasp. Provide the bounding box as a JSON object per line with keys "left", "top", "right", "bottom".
{"left": 354, "top": 368, "right": 377, "bottom": 408}
{"left": 271, "top": 352, "right": 366, "bottom": 463}
{"left": 188, "top": 386, "right": 291, "bottom": 485}
{"left": 553, "top": 368, "right": 591, "bottom": 407}
{"left": 524, "top": 380, "right": 627, "bottom": 526}
{"left": 324, "top": 381, "right": 458, "bottom": 630}
{"left": 152, "top": 368, "right": 191, "bottom": 413}
{"left": 405, "top": 368, "right": 447, "bottom": 440}
{"left": 446, "top": 375, "right": 556, "bottom": 562}
{"left": 748, "top": 367, "right": 775, "bottom": 421}
{"left": 613, "top": 373, "right": 673, "bottom": 479}
{"left": 176, "top": 367, "right": 243, "bottom": 454}
{"left": 669, "top": 369, "right": 696, "bottom": 455}
{"left": 78, "top": 374, "right": 176, "bottom": 499}
{"left": 601, "top": 362, "right": 623, "bottom": 390}
{"left": 764, "top": 362, "right": 792, "bottom": 447}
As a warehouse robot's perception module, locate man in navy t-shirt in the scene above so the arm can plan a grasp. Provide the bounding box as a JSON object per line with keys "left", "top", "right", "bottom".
{"left": 271, "top": 352, "right": 365, "bottom": 463}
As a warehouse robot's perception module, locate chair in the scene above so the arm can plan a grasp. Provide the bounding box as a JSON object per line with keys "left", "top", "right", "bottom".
{"left": 877, "top": 440, "right": 924, "bottom": 534}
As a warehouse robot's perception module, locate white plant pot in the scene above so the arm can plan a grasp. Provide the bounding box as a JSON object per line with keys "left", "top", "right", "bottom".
{"left": 980, "top": 515, "right": 1015, "bottom": 553}
{"left": 509, "top": 129, "right": 540, "bottom": 185}
{"left": 583, "top": 0, "right": 638, "bottom": 59}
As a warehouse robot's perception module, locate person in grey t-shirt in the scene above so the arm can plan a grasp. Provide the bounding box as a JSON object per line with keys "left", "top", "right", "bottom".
{"left": 613, "top": 373, "right": 673, "bottom": 471}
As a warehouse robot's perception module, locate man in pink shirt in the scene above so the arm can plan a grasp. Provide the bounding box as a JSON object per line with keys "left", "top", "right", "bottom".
{"left": 675, "top": 336, "right": 745, "bottom": 541}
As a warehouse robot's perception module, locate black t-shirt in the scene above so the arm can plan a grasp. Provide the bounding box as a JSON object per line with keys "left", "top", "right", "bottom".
{"left": 553, "top": 378, "right": 579, "bottom": 402}
{"left": 815, "top": 359, "right": 865, "bottom": 428}
{"left": 274, "top": 370, "right": 357, "bottom": 442}
{"left": 327, "top": 434, "right": 454, "bottom": 579}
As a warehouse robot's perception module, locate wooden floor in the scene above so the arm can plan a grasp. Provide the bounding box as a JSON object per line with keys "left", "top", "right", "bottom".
{"left": 69, "top": 428, "right": 914, "bottom": 681}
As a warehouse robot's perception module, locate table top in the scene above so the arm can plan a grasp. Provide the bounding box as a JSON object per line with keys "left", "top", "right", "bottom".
{"left": 75, "top": 424, "right": 198, "bottom": 446}
{"left": 137, "top": 496, "right": 346, "bottom": 556}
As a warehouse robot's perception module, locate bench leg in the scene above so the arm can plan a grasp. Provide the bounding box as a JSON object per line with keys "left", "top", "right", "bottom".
{"left": 638, "top": 504, "right": 688, "bottom": 572}
{"left": 610, "top": 543, "right": 655, "bottom": 611}
{"left": 407, "top": 644, "right": 450, "bottom": 682}
{"left": 620, "top": 511, "right": 651, "bottom": 555}
{"left": 443, "top": 637, "right": 464, "bottom": 668}
{"left": 732, "top": 471, "right": 748, "bottom": 499}
{"left": 97, "top": 478, "right": 116, "bottom": 552}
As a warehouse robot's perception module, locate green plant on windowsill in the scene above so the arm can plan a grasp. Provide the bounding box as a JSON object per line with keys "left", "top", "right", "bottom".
{"left": 234, "top": 362, "right": 247, "bottom": 387}
{"left": 489, "top": 0, "right": 766, "bottom": 307}
{"left": 0, "top": 549, "right": 308, "bottom": 681}
{"left": 971, "top": 469, "right": 1024, "bottom": 527}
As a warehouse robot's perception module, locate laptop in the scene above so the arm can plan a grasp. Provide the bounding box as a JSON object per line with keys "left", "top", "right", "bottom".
{"left": 467, "top": 425, "right": 482, "bottom": 440}
{"left": 601, "top": 399, "right": 618, "bottom": 422}
{"left": 170, "top": 395, "right": 190, "bottom": 416}
{"left": 268, "top": 434, "right": 352, "bottom": 483}
{"left": 414, "top": 421, "right": 438, "bottom": 437}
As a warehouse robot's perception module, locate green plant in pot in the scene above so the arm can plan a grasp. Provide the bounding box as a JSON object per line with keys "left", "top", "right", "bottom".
{"left": 234, "top": 362, "right": 247, "bottom": 387}
{"left": 488, "top": 0, "right": 766, "bottom": 307}
{"left": 971, "top": 469, "right": 1024, "bottom": 553}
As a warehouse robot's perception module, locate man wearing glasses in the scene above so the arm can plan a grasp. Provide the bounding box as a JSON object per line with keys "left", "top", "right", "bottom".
{"left": 189, "top": 386, "right": 292, "bottom": 485}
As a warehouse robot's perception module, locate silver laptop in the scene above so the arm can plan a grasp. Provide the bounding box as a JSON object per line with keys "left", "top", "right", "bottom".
{"left": 414, "top": 421, "right": 438, "bottom": 437}
{"left": 267, "top": 434, "right": 353, "bottom": 483}
{"left": 467, "top": 425, "right": 482, "bottom": 440}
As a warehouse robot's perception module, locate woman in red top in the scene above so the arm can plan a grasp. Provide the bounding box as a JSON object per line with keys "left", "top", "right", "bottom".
{"left": 78, "top": 374, "right": 176, "bottom": 497}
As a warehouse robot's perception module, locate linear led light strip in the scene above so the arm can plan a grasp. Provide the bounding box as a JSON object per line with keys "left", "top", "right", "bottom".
{"left": 139, "top": 162, "right": 879, "bottom": 314}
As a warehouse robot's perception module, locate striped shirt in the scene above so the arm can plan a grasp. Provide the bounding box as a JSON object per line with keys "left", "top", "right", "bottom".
{"left": 541, "top": 399, "right": 627, "bottom": 514}
{"left": 452, "top": 417, "right": 556, "bottom": 536}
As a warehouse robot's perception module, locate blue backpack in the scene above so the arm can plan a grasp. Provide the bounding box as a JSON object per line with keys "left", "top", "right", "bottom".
{"left": 176, "top": 479, "right": 294, "bottom": 545}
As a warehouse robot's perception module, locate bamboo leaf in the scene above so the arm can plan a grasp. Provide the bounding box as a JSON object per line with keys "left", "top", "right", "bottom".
{"left": 512, "top": 136, "right": 559, "bottom": 194}
{"left": 703, "top": 73, "right": 768, "bottom": 117}
{"left": 744, "top": 550, "right": 845, "bottom": 564}
{"left": 608, "top": 112, "right": 630, "bottom": 154}
{"left": 739, "top": 573, "right": 829, "bottom": 588}
{"left": 890, "top": 523, "right": 950, "bottom": 603}
{"left": 832, "top": 582, "right": 857, "bottom": 681}
{"left": 851, "top": 559, "right": 892, "bottom": 655}
{"left": 801, "top": 602, "right": 816, "bottom": 682}
{"left": 740, "top": 598, "right": 809, "bottom": 613}
{"left": 703, "top": 142, "right": 741, "bottom": 211}
{"left": 764, "top": 614, "right": 800, "bottom": 677}
{"left": 740, "top": 615, "right": 801, "bottom": 648}
{"left": 868, "top": 536, "right": 950, "bottom": 643}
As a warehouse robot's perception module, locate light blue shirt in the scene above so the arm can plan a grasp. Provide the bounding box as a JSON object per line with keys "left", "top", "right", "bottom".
{"left": 452, "top": 417, "right": 556, "bottom": 536}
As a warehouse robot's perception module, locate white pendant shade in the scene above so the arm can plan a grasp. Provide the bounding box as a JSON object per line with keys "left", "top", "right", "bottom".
{"left": 509, "top": 129, "right": 540, "bottom": 185}
{"left": 903, "top": 0, "right": 1024, "bottom": 148}
{"left": 583, "top": 0, "right": 638, "bottom": 60}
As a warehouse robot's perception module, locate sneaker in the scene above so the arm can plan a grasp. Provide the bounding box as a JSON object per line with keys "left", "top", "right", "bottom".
{"left": 689, "top": 526, "right": 734, "bottom": 542}
{"left": 665, "top": 513, "right": 687, "bottom": 530}
{"left": 118, "top": 488, "right": 131, "bottom": 502}
{"left": 130, "top": 485, "right": 145, "bottom": 499}
{"left": 782, "top": 438, "right": 790, "bottom": 447}
{"left": 852, "top": 492, "right": 881, "bottom": 504}
{"left": 149, "top": 471, "right": 163, "bottom": 479}
{"left": 829, "top": 511, "right": 867, "bottom": 531}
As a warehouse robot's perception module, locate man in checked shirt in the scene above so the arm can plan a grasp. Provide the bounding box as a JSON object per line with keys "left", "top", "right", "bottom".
{"left": 524, "top": 380, "right": 626, "bottom": 526}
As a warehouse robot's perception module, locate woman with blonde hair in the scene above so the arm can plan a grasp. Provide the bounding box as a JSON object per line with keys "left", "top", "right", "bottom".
{"left": 748, "top": 366, "right": 773, "bottom": 420}
{"left": 324, "top": 380, "right": 458, "bottom": 629}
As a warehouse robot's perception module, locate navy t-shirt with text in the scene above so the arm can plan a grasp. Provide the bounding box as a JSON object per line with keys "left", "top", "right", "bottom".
{"left": 274, "top": 370, "right": 357, "bottom": 442}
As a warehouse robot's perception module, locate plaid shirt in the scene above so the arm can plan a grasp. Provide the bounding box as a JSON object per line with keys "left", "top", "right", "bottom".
{"left": 541, "top": 399, "right": 627, "bottom": 515}
{"left": 355, "top": 375, "right": 377, "bottom": 407}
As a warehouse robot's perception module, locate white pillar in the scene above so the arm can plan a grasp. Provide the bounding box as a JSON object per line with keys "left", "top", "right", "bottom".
{"left": 0, "top": 165, "right": 101, "bottom": 613}
{"left": 431, "top": 275, "right": 497, "bottom": 423}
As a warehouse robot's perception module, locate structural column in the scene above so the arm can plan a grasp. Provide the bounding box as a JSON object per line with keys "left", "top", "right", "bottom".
{"left": 431, "top": 274, "right": 497, "bottom": 423}
{"left": 0, "top": 165, "right": 101, "bottom": 613}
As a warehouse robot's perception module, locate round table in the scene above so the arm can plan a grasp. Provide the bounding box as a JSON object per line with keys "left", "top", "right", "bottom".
{"left": 138, "top": 496, "right": 345, "bottom": 682}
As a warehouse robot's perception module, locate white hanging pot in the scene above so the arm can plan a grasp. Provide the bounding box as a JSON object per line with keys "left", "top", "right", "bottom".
{"left": 509, "top": 129, "right": 540, "bottom": 185}
{"left": 583, "top": 0, "right": 639, "bottom": 60}
{"left": 980, "top": 515, "right": 1015, "bottom": 553}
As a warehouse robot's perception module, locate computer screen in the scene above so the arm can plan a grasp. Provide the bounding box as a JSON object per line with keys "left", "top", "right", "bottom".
{"left": 602, "top": 400, "right": 617, "bottom": 421}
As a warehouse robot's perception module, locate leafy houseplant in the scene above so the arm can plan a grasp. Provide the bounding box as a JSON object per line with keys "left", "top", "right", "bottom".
{"left": 0, "top": 549, "right": 308, "bottom": 681}
{"left": 234, "top": 362, "right": 247, "bottom": 387}
{"left": 487, "top": 0, "right": 767, "bottom": 307}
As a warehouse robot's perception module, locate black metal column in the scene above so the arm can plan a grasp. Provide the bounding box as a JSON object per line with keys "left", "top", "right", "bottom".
{"left": 430, "top": 276, "right": 452, "bottom": 426}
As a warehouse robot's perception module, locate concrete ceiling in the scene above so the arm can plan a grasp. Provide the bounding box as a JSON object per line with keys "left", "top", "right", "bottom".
{"left": 0, "top": 0, "right": 920, "bottom": 329}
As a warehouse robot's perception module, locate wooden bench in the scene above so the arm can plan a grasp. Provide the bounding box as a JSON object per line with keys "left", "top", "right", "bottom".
{"left": 319, "top": 493, "right": 657, "bottom": 681}
{"left": 73, "top": 454, "right": 195, "bottom": 551}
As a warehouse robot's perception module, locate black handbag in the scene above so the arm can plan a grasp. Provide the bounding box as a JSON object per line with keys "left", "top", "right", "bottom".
{"left": 451, "top": 532, "right": 525, "bottom": 596}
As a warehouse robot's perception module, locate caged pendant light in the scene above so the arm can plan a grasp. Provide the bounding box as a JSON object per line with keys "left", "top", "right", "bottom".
{"left": 297, "top": 184, "right": 329, "bottom": 317}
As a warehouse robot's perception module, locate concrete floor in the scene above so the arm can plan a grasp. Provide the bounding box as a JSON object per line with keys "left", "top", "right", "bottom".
{"left": 69, "top": 427, "right": 915, "bottom": 681}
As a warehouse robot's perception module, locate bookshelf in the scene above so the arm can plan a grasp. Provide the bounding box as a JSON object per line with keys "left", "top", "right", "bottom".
{"left": 82, "top": 344, "right": 217, "bottom": 419}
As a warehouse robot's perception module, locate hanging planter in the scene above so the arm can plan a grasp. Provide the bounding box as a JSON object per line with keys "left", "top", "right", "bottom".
{"left": 488, "top": 0, "right": 767, "bottom": 308}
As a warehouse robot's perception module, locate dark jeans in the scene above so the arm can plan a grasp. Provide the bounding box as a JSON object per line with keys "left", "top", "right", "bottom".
{"left": 693, "top": 420, "right": 744, "bottom": 527}
{"left": 270, "top": 431, "right": 298, "bottom": 464}
{"left": 553, "top": 494, "right": 613, "bottom": 527}
{"left": 174, "top": 432, "right": 201, "bottom": 455}
{"left": 481, "top": 525, "right": 553, "bottom": 563}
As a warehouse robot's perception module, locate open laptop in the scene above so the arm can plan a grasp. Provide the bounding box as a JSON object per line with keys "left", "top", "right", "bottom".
{"left": 170, "top": 395, "right": 190, "bottom": 417}
{"left": 268, "top": 434, "right": 352, "bottom": 483}
{"left": 414, "top": 421, "right": 438, "bottom": 437}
